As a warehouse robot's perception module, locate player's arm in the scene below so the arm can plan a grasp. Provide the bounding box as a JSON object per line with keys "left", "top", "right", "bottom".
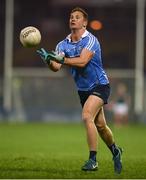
{"left": 48, "top": 48, "right": 94, "bottom": 67}
{"left": 64, "top": 48, "right": 94, "bottom": 67}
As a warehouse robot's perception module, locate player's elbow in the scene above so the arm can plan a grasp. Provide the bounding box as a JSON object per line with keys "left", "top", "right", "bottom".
{"left": 50, "top": 66, "right": 60, "bottom": 72}
{"left": 79, "top": 59, "right": 88, "bottom": 67}
{"left": 79, "top": 55, "right": 91, "bottom": 67}
{"left": 51, "top": 69, "right": 59, "bottom": 72}
{"left": 79, "top": 63, "right": 86, "bottom": 67}
{"left": 49, "top": 62, "right": 62, "bottom": 71}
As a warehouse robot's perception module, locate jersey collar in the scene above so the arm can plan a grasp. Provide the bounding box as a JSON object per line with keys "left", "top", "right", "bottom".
{"left": 66, "top": 30, "right": 89, "bottom": 42}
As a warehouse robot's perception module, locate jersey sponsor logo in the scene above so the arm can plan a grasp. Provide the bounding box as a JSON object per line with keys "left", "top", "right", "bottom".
{"left": 66, "top": 45, "right": 82, "bottom": 53}
{"left": 66, "top": 46, "right": 76, "bottom": 52}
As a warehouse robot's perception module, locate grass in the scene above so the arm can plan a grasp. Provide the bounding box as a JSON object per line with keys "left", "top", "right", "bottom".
{"left": 0, "top": 122, "right": 146, "bottom": 178}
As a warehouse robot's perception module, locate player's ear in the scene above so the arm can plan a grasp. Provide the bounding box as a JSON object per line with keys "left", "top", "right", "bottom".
{"left": 83, "top": 20, "right": 88, "bottom": 28}
{"left": 83, "top": 24, "right": 87, "bottom": 28}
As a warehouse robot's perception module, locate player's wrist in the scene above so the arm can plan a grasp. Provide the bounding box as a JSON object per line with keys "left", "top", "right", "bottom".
{"left": 49, "top": 52, "right": 65, "bottom": 64}
{"left": 63, "top": 57, "right": 67, "bottom": 65}
{"left": 48, "top": 60, "right": 53, "bottom": 67}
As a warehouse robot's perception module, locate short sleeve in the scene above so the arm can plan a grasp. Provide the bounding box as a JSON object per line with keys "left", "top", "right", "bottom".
{"left": 84, "top": 35, "right": 99, "bottom": 53}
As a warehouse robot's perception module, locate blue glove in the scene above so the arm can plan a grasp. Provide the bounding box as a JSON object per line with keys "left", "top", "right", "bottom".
{"left": 36, "top": 48, "right": 52, "bottom": 65}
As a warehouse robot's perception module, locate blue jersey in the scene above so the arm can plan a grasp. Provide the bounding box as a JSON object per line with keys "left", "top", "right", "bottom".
{"left": 56, "top": 30, "right": 109, "bottom": 91}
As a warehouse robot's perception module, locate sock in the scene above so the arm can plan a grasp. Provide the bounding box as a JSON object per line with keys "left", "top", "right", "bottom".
{"left": 108, "top": 143, "right": 119, "bottom": 156}
{"left": 89, "top": 151, "right": 97, "bottom": 161}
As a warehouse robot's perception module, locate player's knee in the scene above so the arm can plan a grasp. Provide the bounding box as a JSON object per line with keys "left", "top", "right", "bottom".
{"left": 82, "top": 112, "right": 93, "bottom": 124}
{"left": 96, "top": 124, "right": 107, "bottom": 132}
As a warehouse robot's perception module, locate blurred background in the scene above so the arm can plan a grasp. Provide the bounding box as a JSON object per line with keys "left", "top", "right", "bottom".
{"left": 0, "top": 0, "right": 146, "bottom": 125}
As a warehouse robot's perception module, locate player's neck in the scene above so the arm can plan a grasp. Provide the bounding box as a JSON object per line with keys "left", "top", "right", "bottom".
{"left": 71, "top": 28, "right": 86, "bottom": 42}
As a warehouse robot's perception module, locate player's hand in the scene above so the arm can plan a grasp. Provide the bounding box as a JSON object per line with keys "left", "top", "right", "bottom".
{"left": 36, "top": 48, "right": 52, "bottom": 65}
{"left": 48, "top": 51, "right": 65, "bottom": 64}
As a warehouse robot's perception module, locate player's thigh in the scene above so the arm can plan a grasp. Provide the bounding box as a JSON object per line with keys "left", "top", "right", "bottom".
{"left": 94, "top": 107, "right": 107, "bottom": 128}
{"left": 82, "top": 95, "right": 104, "bottom": 122}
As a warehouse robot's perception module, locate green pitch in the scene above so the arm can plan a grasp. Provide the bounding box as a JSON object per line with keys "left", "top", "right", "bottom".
{"left": 0, "top": 122, "right": 146, "bottom": 179}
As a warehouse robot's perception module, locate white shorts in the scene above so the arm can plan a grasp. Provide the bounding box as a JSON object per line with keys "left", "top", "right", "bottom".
{"left": 113, "top": 103, "right": 129, "bottom": 115}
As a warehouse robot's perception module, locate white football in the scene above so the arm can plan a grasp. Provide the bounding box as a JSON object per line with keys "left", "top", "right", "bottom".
{"left": 20, "top": 26, "right": 41, "bottom": 47}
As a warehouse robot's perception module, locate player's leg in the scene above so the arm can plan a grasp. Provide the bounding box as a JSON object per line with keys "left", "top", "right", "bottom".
{"left": 95, "top": 108, "right": 114, "bottom": 146}
{"left": 81, "top": 95, "right": 103, "bottom": 171}
{"left": 94, "top": 108, "right": 123, "bottom": 174}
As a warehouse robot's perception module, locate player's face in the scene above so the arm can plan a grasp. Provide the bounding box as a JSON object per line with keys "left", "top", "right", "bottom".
{"left": 69, "top": 11, "right": 87, "bottom": 30}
